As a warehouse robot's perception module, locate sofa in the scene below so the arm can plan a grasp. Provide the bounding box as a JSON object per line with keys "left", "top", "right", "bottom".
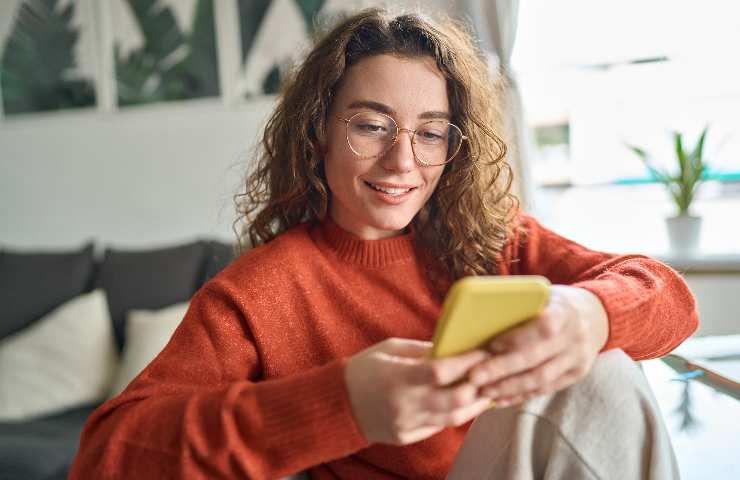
{"left": 0, "top": 239, "right": 235, "bottom": 480}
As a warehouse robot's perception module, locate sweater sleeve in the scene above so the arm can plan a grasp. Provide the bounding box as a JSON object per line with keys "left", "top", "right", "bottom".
{"left": 69, "top": 283, "right": 369, "bottom": 480}
{"left": 504, "top": 213, "right": 699, "bottom": 360}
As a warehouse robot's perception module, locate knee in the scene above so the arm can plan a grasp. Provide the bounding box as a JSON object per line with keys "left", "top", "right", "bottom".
{"left": 588, "top": 348, "right": 647, "bottom": 387}
{"left": 570, "top": 348, "right": 658, "bottom": 414}
{"left": 588, "top": 348, "right": 644, "bottom": 387}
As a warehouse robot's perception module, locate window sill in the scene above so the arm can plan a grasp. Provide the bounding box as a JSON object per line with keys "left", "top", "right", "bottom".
{"left": 533, "top": 182, "right": 740, "bottom": 273}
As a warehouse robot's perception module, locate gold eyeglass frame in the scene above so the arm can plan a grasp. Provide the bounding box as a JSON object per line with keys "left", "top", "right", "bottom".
{"left": 338, "top": 111, "right": 468, "bottom": 167}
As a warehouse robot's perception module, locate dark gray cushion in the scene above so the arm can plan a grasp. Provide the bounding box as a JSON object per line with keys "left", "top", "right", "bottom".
{"left": 0, "top": 244, "right": 95, "bottom": 340}
{"left": 201, "top": 240, "right": 236, "bottom": 284}
{"left": 94, "top": 241, "right": 205, "bottom": 350}
{"left": 0, "top": 403, "right": 98, "bottom": 480}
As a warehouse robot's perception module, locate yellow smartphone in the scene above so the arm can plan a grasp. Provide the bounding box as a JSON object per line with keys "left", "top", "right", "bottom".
{"left": 430, "top": 275, "right": 551, "bottom": 358}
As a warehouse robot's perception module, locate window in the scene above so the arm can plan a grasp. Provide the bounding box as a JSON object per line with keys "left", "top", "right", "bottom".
{"left": 513, "top": 0, "right": 740, "bottom": 187}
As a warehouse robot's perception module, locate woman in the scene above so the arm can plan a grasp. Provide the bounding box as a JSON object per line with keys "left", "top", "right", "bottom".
{"left": 71, "top": 8, "right": 697, "bottom": 479}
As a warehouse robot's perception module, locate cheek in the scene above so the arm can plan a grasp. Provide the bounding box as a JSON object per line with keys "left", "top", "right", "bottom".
{"left": 324, "top": 151, "right": 361, "bottom": 197}
{"left": 416, "top": 167, "right": 445, "bottom": 205}
{"left": 424, "top": 167, "right": 445, "bottom": 192}
{"left": 324, "top": 138, "right": 370, "bottom": 192}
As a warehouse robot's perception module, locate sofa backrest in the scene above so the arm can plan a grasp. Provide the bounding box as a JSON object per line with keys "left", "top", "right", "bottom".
{"left": 0, "top": 240, "right": 237, "bottom": 349}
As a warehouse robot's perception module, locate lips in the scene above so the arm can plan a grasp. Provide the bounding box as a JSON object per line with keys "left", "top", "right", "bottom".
{"left": 363, "top": 180, "right": 418, "bottom": 195}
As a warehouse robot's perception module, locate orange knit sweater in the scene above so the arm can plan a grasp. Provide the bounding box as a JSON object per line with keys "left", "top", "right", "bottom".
{"left": 70, "top": 213, "right": 698, "bottom": 479}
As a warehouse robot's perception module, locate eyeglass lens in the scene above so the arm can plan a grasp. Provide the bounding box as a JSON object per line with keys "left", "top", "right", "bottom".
{"left": 347, "top": 112, "right": 462, "bottom": 165}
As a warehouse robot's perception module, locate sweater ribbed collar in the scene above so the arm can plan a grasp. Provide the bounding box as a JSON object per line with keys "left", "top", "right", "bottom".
{"left": 315, "top": 216, "right": 416, "bottom": 268}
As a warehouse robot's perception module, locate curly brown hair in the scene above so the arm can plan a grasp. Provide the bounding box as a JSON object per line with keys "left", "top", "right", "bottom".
{"left": 233, "top": 7, "right": 520, "bottom": 281}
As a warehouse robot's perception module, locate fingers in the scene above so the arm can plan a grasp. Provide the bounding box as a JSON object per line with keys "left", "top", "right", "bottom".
{"left": 347, "top": 338, "right": 496, "bottom": 446}
{"left": 431, "top": 349, "right": 491, "bottom": 386}
{"left": 373, "top": 338, "right": 492, "bottom": 387}
{"left": 470, "top": 285, "right": 606, "bottom": 406}
{"left": 493, "top": 369, "right": 582, "bottom": 408}
{"left": 487, "top": 302, "right": 567, "bottom": 354}
{"left": 402, "top": 348, "right": 490, "bottom": 386}
{"left": 542, "top": 368, "right": 582, "bottom": 394}
{"left": 492, "top": 395, "right": 527, "bottom": 409}
{"left": 469, "top": 335, "right": 565, "bottom": 386}
{"left": 390, "top": 425, "right": 446, "bottom": 446}
{"left": 375, "top": 337, "right": 433, "bottom": 358}
{"left": 420, "top": 382, "right": 478, "bottom": 412}
{"left": 426, "top": 396, "right": 494, "bottom": 428}
{"left": 478, "top": 352, "right": 573, "bottom": 399}
{"left": 470, "top": 298, "right": 573, "bottom": 385}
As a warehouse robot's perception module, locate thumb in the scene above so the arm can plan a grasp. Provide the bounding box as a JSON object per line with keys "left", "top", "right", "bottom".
{"left": 374, "top": 337, "right": 433, "bottom": 358}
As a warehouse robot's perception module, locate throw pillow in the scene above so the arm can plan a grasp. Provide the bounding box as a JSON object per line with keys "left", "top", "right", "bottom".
{"left": 94, "top": 241, "right": 204, "bottom": 350}
{"left": 0, "top": 243, "right": 95, "bottom": 340}
{"left": 109, "top": 302, "right": 189, "bottom": 396}
{"left": 0, "top": 290, "right": 117, "bottom": 421}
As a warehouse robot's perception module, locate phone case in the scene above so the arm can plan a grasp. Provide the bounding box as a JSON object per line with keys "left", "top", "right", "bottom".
{"left": 430, "top": 276, "right": 551, "bottom": 358}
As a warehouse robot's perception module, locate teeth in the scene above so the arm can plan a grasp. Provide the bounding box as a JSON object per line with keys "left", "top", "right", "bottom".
{"left": 367, "top": 182, "right": 413, "bottom": 195}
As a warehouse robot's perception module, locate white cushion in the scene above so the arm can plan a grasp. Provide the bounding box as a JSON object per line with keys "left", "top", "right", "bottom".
{"left": 0, "top": 289, "right": 118, "bottom": 421}
{"left": 109, "top": 302, "right": 189, "bottom": 396}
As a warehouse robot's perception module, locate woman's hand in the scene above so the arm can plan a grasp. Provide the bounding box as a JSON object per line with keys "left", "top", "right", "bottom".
{"left": 468, "top": 285, "right": 609, "bottom": 408}
{"left": 344, "top": 338, "right": 493, "bottom": 446}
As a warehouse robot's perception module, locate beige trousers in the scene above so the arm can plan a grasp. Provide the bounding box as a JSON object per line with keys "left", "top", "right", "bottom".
{"left": 447, "top": 349, "right": 679, "bottom": 480}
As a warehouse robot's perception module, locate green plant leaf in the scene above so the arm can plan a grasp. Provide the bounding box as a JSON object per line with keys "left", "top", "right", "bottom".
{"left": 674, "top": 131, "right": 697, "bottom": 213}
{"left": 295, "top": 0, "right": 326, "bottom": 34}
{"left": 628, "top": 144, "right": 671, "bottom": 186}
{"left": 181, "top": 0, "right": 220, "bottom": 98}
{"left": 1, "top": 0, "right": 95, "bottom": 114}
{"left": 238, "top": 0, "right": 271, "bottom": 64}
{"left": 115, "top": 0, "right": 220, "bottom": 105}
{"left": 628, "top": 145, "right": 648, "bottom": 159}
{"left": 628, "top": 126, "right": 713, "bottom": 216}
{"left": 688, "top": 126, "right": 710, "bottom": 208}
{"left": 117, "top": 0, "right": 186, "bottom": 105}
{"left": 689, "top": 126, "right": 709, "bottom": 181}
{"left": 645, "top": 163, "right": 673, "bottom": 186}
{"left": 128, "top": 0, "right": 185, "bottom": 62}
{"left": 692, "top": 126, "right": 708, "bottom": 159}
{"left": 262, "top": 63, "right": 281, "bottom": 94}
{"left": 674, "top": 131, "right": 691, "bottom": 186}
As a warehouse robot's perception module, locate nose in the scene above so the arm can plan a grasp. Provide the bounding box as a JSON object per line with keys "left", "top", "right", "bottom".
{"left": 381, "top": 129, "right": 416, "bottom": 173}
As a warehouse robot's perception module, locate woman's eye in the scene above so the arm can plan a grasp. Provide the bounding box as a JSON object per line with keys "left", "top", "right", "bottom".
{"left": 419, "top": 130, "right": 444, "bottom": 141}
{"left": 357, "top": 124, "right": 386, "bottom": 134}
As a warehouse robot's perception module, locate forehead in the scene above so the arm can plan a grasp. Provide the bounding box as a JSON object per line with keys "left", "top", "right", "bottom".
{"left": 333, "top": 54, "right": 449, "bottom": 119}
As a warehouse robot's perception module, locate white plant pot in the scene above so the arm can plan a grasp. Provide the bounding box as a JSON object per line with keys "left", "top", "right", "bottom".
{"left": 666, "top": 215, "right": 702, "bottom": 253}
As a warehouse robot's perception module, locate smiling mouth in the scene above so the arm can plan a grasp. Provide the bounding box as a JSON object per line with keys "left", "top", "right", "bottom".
{"left": 364, "top": 181, "right": 418, "bottom": 196}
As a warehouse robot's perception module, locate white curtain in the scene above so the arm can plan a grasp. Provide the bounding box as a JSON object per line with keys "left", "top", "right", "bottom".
{"left": 462, "top": 0, "right": 535, "bottom": 211}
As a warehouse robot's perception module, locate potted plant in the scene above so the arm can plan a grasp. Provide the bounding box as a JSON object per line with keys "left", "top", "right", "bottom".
{"left": 628, "top": 126, "right": 709, "bottom": 252}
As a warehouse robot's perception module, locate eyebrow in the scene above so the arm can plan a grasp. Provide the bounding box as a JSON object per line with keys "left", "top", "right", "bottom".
{"left": 346, "top": 100, "right": 450, "bottom": 120}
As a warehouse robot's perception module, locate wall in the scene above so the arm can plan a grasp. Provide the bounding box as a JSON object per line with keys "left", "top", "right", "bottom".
{"left": 684, "top": 274, "right": 740, "bottom": 337}
{"left": 0, "top": 98, "right": 275, "bottom": 251}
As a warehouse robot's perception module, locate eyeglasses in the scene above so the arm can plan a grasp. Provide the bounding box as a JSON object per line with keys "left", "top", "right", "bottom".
{"left": 338, "top": 111, "right": 467, "bottom": 166}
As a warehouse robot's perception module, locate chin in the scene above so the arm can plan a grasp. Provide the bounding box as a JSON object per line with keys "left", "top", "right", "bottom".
{"left": 367, "top": 211, "right": 415, "bottom": 234}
